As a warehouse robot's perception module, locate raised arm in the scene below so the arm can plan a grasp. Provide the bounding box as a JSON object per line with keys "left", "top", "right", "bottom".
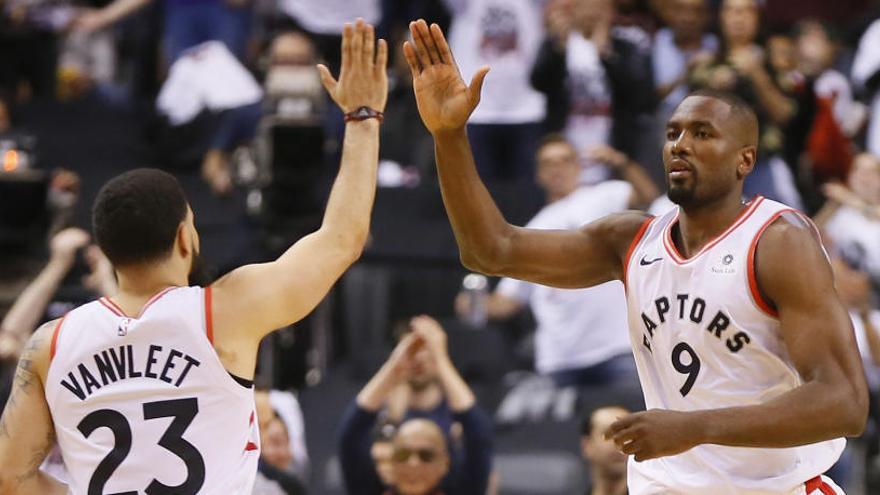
{"left": 209, "top": 20, "right": 388, "bottom": 374}
{"left": 0, "top": 321, "right": 67, "bottom": 495}
{"left": 609, "top": 215, "right": 869, "bottom": 460}
{"left": 404, "top": 20, "right": 647, "bottom": 288}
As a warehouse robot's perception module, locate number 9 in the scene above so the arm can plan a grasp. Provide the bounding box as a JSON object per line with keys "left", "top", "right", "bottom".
{"left": 671, "top": 342, "right": 701, "bottom": 397}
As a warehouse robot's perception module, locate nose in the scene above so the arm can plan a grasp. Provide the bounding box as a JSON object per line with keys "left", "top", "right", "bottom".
{"left": 670, "top": 130, "right": 691, "bottom": 157}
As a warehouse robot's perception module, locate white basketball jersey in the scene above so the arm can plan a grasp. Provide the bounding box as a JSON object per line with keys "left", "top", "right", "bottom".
{"left": 45, "top": 286, "right": 260, "bottom": 495}
{"left": 623, "top": 196, "right": 845, "bottom": 494}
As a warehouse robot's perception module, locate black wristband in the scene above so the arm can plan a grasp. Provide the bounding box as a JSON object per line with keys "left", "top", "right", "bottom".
{"left": 344, "top": 106, "right": 384, "bottom": 123}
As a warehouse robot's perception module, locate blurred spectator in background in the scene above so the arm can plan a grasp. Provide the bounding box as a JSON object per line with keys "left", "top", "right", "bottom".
{"left": 253, "top": 389, "right": 309, "bottom": 494}
{"left": 531, "top": 0, "right": 654, "bottom": 184}
{"left": 0, "top": 0, "right": 68, "bottom": 100}
{"left": 796, "top": 19, "right": 866, "bottom": 207}
{"left": 0, "top": 227, "right": 116, "bottom": 405}
{"left": 455, "top": 135, "right": 654, "bottom": 388}
{"left": 580, "top": 406, "right": 629, "bottom": 495}
{"left": 650, "top": 0, "right": 716, "bottom": 183}
{"left": 73, "top": 0, "right": 252, "bottom": 64}
{"left": 852, "top": 17, "right": 880, "bottom": 158}
{"left": 690, "top": 0, "right": 808, "bottom": 209}
{"left": 443, "top": 0, "right": 547, "bottom": 184}
{"left": 338, "top": 316, "right": 493, "bottom": 495}
{"left": 154, "top": 40, "right": 263, "bottom": 194}
{"left": 814, "top": 153, "right": 880, "bottom": 301}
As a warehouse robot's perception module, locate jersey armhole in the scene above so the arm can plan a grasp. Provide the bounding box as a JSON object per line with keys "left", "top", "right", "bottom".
{"left": 747, "top": 210, "right": 799, "bottom": 318}
{"left": 49, "top": 315, "right": 69, "bottom": 363}
{"left": 623, "top": 217, "right": 654, "bottom": 289}
{"left": 204, "top": 286, "right": 214, "bottom": 344}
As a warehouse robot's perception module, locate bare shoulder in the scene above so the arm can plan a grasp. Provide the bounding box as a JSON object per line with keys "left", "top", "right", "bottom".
{"left": 585, "top": 210, "right": 655, "bottom": 256}
{"left": 18, "top": 319, "right": 61, "bottom": 382}
{"left": 755, "top": 213, "right": 831, "bottom": 303}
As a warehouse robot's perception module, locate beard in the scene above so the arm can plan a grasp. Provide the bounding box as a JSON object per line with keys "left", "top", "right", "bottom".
{"left": 667, "top": 182, "right": 696, "bottom": 205}
{"left": 188, "top": 251, "right": 213, "bottom": 287}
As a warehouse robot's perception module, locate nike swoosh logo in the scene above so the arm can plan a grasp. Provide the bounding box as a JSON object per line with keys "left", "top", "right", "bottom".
{"left": 640, "top": 256, "right": 663, "bottom": 266}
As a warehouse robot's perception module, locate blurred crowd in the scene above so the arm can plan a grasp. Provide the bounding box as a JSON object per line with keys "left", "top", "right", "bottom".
{"left": 2, "top": 0, "right": 880, "bottom": 493}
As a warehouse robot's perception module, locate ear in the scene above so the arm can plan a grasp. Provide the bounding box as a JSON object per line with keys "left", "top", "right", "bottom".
{"left": 176, "top": 222, "right": 191, "bottom": 258}
{"left": 737, "top": 146, "right": 757, "bottom": 179}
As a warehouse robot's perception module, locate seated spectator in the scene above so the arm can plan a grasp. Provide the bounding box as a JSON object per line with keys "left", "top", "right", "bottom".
{"left": 531, "top": 0, "right": 654, "bottom": 184}
{"left": 254, "top": 389, "right": 310, "bottom": 480}
{"left": 338, "top": 316, "right": 493, "bottom": 495}
{"left": 455, "top": 136, "right": 654, "bottom": 388}
{"left": 814, "top": 153, "right": 880, "bottom": 300}
{"left": 689, "top": 0, "right": 808, "bottom": 209}
{"left": 580, "top": 406, "right": 630, "bottom": 495}
{"left": 253, "top": 414, "right": 308, "bottom": 495}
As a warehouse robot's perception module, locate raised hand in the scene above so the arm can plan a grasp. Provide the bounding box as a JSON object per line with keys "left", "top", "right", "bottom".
{"left": 317, "top": 19, "right": 388, "bottom": 114}
{"left": 403, "top": 19, "right": 490, "bottom": 134}
{"left": 49, "top": 227, "right": 91, "bottom": 265}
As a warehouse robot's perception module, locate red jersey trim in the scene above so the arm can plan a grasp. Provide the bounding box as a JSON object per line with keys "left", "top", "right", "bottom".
{"left": 137, "top": 286, "right": 177, "bottom": 318}
{"left": 662, "top": 196, "right": 765, "bottom": 265}
{"left": 623, "top": 217, "right": 654, "bottom": 289}
{"left": 805, "top": 476, "right": 837, "bottom": 495}
{"left": 97, "top": 287, "right": 178, "bottom": 318}
{"left": 747, "top": 208, "right": 798, "bottom": 318}
{"left": 205, "top": 286, "right": 214, "bottom": 344}
{"left": 49, "top": 315, "right": 68, "bottom": 362}
{"left": 99, "top": 297, "right": 125, "bottom": 317}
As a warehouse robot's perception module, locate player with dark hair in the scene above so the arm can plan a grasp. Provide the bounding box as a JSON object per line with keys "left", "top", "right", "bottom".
{"left": 403, "top": 19, "right": 868, "bottom": 494}
{"left": 0, "top": 19, "right": 387, "bottom": 495}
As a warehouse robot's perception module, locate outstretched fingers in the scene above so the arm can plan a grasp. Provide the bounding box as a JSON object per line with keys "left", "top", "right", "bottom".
{"left": 467, "top": 66, "right": 490, "bottom": 107}
{"left": 402, "top": 40, "right": 422, "bottom": 77}
{"left": 375, "top": 38, "right": 388, "bottom": 75}
{"left": 351, "top": 19, "right": 365, "bottom": 72}
{"left": 363, "top": 21, "right": 375, "bottom": 71}
{"left": 316, "top": 64, "right": 337, "bottom": 94}
{"left": 429, "top": 23, "right": 453, "bottom": 65}
{"left": 408, "top": 21, "right": 433, "bottom": 69}
{"left": 341, "top": 22, "right": 353, "bottom": 74}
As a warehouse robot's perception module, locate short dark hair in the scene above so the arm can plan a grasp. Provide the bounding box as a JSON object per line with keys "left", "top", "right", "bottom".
{"left": 687, "top": 88, "right": 759, "bottom": 145}
{"left": 92, "top": 168, "right": 188, "bottom": 267}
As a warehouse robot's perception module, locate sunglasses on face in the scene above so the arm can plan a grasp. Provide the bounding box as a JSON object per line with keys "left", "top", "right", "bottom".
{"left": 392, "top": 447, "right": 439, "bottom": 464}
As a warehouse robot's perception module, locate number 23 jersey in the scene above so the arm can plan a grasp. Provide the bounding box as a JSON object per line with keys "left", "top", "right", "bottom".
{"left": 623, "top": 196, "right": 844, "bottom": 494}
{"left": 44, "top": 286, "right": 260, "bottom": 495}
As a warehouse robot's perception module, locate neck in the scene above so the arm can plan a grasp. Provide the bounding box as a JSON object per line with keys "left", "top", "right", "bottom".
{"left": 409, "top": 383, "right": 443, "bottom": 411}
{"left": 113, "top": 262, "right": 187, "bottom": 314}
{"left": 590, "top": 469, "right": 627, "bottom": 495}
{"left": 676, "top": 190, "right": 747, "bottom": 258}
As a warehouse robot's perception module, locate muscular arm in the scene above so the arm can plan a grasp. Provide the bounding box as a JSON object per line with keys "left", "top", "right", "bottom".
{"left": 0, "top": 322, "right": 67, "bottom": 495}
{"left": 693, "top": 217, "right": 868, "bottom": 447}
{"left": 433, "top": 129, "right": 648, "bottom": 287}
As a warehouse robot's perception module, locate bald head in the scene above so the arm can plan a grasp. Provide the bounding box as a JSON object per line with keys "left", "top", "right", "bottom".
{"left": 394, "top": 419, "right": 447, "bottom": 452}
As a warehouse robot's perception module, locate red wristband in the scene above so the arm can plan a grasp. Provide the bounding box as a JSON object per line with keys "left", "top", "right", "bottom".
{"left": 344, "top": 106, "right": 384, "bottom": 123}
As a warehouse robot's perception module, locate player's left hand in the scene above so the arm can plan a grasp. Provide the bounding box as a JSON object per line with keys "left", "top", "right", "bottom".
{"left": 317, "top": 18, "right": 388, "bottom": 114}
{"left": 606, "top": 409, "right": 702, "bottom": 461}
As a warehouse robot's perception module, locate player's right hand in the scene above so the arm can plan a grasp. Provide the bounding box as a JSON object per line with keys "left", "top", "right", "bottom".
{"left": 317, "top": 19, "right": 388, "bottom": 114}
{"left": 403, "top": 19, "right": 489, "bottom": 135}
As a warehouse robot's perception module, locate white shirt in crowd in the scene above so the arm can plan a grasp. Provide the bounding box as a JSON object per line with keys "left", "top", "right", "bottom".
{"left": 652, "top": 28, "right": 718, "bottom": 117}
{"left": 824, "top": 206, "right": 880, "bottom": 288}
{"left": 444, "top": 0, "right": 547, "bottom": 124}
{"left": 278, "top": 0, "right": 380, "bottom": 36}
{"left": 496, "top": 181, "right": 634, "bottom": 374}
{"left": 852, "top": 310, "right": 880, "bottom": 391}
{"left": 852, "top": 18, "right": 880, "bottom": 157}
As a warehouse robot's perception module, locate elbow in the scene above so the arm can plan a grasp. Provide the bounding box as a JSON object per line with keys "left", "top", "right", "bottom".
{"left": 844, "top": 389, "right": 870, "bottom": 437}
{"left": 459, "top": 249, "right": 503, "bottom": 276}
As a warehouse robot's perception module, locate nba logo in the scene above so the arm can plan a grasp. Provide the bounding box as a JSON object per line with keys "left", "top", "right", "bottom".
{"left": 118, "top": 318, "right": 132, "bottom": 336}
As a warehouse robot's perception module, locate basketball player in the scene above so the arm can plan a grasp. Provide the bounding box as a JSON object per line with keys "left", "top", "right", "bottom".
{"left": 0, "top": 19, "right": 387, "bottom": 495}
{"left": 402, "top": 19, "right": 868, "bottom": 494}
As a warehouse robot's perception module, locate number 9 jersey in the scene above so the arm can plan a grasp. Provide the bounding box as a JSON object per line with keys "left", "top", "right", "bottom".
{"left": 44, "top": 286, "right": 260, "bottom": 495}
{"left": 623, "top": 196, "right": 845, "bottom": 494}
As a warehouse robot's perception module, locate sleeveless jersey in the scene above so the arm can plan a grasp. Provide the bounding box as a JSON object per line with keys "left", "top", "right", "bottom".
{"left": 623, "top": 196, "right": 845, "bottom": 494}
{"left": 45, "top": 286, "right": 260, "bottom": 495}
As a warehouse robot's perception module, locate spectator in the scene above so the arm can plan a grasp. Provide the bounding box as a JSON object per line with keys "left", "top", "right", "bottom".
{"left": 338, "top": 316, "right": 493, "bottom": 495}
{"left": 852, "top": 17, "right": 880, "bottom": 158}
{"left": 580, "top": 406, "right": 629, "bottom": 495}
{"left": 650, "top": 0, "right": 717, "bottom": 183}
{"left": 454, "top": 135, "right": 655, "bottom": 387}
{"left": 814, "top": 153, "right": 880, "bottom": 299}
{"left": 443, "top": 0, "right": 547, "bottom": 183}
{"left": 74, "top": 0, "right": 252, "bottom": 64}
{"left": 0, "top": 3, "right": 62, "bottom": 100}
{"left": 531, "top": 0, "right": 655, "bottom": 184}
{"left": 254, "top": 389, "right": 311, "bottom": 480}
{"left": 690, "top": 0, "right": 808, "bottom": 208}
{"left": 253, "top": 414, "right": 308, "bottom": 494}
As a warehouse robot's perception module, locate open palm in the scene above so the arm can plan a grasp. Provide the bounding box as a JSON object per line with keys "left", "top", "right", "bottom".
{"left": 403, "top": 20, "right": 489, "bottom": 134}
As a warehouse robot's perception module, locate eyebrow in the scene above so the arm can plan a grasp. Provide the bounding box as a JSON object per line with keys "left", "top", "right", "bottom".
{"left": 666, "top": 120, "right": 717, "bottom": 130}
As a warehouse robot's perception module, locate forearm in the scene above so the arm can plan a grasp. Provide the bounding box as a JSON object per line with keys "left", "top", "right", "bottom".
{"left": 0, "top": 473, "right": 67, "bottom": 495}
{"left": 433, "top": 128, "right": 512, "bottom": 271}
{"left": 693, "top": 380, "right": 864, "bottom": 448}
{"left": 620, "top": 161, "right": 660, "bottom": 209}
{"left": 436, "top": 355, "right": 474, "bottom": 412}
{"left": 1, "top": 259, "right": 70, "bottom": 341}
{"left": 99, "top": 0, "right": 151, "bottom": 25}
{"left": 749, "top": 70, "right": 794, "bottom": 125}
{"left": 356, "top": 361, "right": 402, "bottom": 411}
{"left": 318, "top": 120, "right": 380, "bottom": 250}
{"left": 812, "top": 200, "right": 841, "bottom": 229}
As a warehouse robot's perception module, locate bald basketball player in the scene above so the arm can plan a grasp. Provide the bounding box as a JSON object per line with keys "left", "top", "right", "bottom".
{"left": 0, "top": 19, "right": 386, "bottom": 495}
{"left": 403, "top": 19, "right": 867, "bottom": 494}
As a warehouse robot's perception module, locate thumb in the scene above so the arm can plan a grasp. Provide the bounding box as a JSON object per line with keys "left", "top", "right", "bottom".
{"left": 467, "top": 66, "right": 490, "bottom": 108}
{"left": 316, "top": 64, "right": 337, "bottom": 95}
